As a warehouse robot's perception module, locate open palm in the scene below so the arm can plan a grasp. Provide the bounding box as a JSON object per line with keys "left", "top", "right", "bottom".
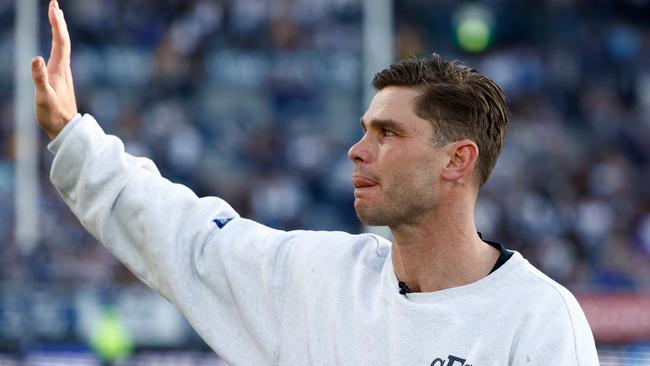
{"left": 32, "top": 0, "right": 77, "bottom": 140}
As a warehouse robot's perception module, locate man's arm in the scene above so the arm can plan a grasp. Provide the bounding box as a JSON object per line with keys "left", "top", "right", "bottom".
{"left": 46, "top": 114, "right": 289, "bottom": 362}
{"left": 31, "top": 2, "right": 289, "bottom": 363}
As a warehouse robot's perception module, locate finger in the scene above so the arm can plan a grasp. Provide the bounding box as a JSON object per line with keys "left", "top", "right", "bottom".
{"left": 31, "top": 56, "right": 51, "bottom": 91}
{"left": 47, "top": 0, "right": 71, "bottom": 73}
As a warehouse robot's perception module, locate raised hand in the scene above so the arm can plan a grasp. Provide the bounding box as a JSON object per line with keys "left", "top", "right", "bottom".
{"left": 31, "top": 0, "right": 78, "bottom": 140}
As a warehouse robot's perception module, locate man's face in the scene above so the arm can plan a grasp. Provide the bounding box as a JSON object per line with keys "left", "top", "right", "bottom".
{"left": 349, "top": 86, "right": 447, "bottom": 227}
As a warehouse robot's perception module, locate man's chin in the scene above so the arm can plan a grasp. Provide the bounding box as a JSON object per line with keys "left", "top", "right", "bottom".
{"left": 354, "top": 206, "right": 388, "bottom": 227}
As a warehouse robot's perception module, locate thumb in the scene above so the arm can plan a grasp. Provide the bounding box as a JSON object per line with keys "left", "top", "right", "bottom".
{"left": 31, "top": 56, "right": 50, "bottom": 90}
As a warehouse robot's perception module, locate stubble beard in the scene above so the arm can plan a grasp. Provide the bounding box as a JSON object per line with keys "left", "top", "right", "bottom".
{"left": 354, "top": 185, "right": 435, "bottom": 228}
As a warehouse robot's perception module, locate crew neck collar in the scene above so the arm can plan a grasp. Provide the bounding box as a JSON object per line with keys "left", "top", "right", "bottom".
{"left": 381, "top": 250, "right": 523, "bottom": 305}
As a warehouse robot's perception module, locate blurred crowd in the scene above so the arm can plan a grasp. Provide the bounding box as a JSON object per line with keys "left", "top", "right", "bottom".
{"left": 0, "top": 0, "right": 363, "bottom": 289}
{"left": 407, "top": 0, "right": 650, "bottom": 289}
{"left": 1, "top": 0, "right": 650, "bottom": 313}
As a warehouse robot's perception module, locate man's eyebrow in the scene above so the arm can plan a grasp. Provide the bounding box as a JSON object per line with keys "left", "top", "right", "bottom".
{"left": 359, "top": 118, "right": 406, "bottom": 132}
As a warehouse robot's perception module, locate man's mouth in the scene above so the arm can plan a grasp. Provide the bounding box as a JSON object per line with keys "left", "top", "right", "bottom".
{"left": 352, "top": 176, "right": 378, "bottom": 189}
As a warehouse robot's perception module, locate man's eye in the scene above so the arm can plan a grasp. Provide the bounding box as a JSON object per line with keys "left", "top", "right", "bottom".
{"left": 382, "top": 129, "right": 396, "bottom": 137}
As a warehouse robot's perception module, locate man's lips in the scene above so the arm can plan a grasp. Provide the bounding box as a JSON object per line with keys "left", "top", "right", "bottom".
{"left": 352, "top": 176, "right": 378, "bottom": 189}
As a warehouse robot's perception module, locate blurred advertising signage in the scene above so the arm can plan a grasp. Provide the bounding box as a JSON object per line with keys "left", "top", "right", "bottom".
{"left": 577, "top": 292, "right": 650, "bottom": 343}
{"left": 0, "top": 284, "right": 189, "bottom": 346}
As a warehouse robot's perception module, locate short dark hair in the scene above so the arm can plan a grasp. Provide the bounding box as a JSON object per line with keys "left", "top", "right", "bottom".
{"left": 372, "top": 53, "right": 511, "bottom": 187}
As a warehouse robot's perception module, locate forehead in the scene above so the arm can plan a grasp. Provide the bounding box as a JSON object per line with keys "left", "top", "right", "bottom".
{"left": 361, "top": 86, "right": 429, "bottom": 130}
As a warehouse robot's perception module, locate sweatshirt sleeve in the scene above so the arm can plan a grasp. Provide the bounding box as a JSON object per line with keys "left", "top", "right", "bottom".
{"left": 48, "top": 114, "right": 291, "bottom": 364}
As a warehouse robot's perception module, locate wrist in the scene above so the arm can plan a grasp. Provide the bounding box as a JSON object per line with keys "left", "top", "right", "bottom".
{"left": 45, "top": 111, "right": 79, "bottom": 140}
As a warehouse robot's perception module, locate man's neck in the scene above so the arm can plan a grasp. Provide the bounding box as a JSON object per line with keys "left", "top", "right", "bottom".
{"left": 389, "top": 198, "right": 500, "bottom": 293}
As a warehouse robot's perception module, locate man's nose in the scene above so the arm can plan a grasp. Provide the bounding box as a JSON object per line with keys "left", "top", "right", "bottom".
{"left": 348, "top": 135, "right": 372, "bottom": 164}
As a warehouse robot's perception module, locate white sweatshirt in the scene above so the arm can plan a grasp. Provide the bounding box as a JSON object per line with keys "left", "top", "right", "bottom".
{"left": 48, "top": 114, "right": 599, "bottom": 366}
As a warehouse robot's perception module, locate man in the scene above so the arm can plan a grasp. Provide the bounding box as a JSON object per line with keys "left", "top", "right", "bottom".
{"left": 32, "top": 1, "right": 599, "bottom": 364}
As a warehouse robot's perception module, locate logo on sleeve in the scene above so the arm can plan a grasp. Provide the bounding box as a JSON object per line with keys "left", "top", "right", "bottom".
{"left": 213, "top": 217, "right": 233, "bottom": 228}
{"left": 430, "top": 355, "right": 471, "bottom": 366}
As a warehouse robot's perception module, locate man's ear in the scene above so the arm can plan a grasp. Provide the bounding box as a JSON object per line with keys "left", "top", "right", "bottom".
{"left": 441, "top": 139, "right": 479, "bottom": 183}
